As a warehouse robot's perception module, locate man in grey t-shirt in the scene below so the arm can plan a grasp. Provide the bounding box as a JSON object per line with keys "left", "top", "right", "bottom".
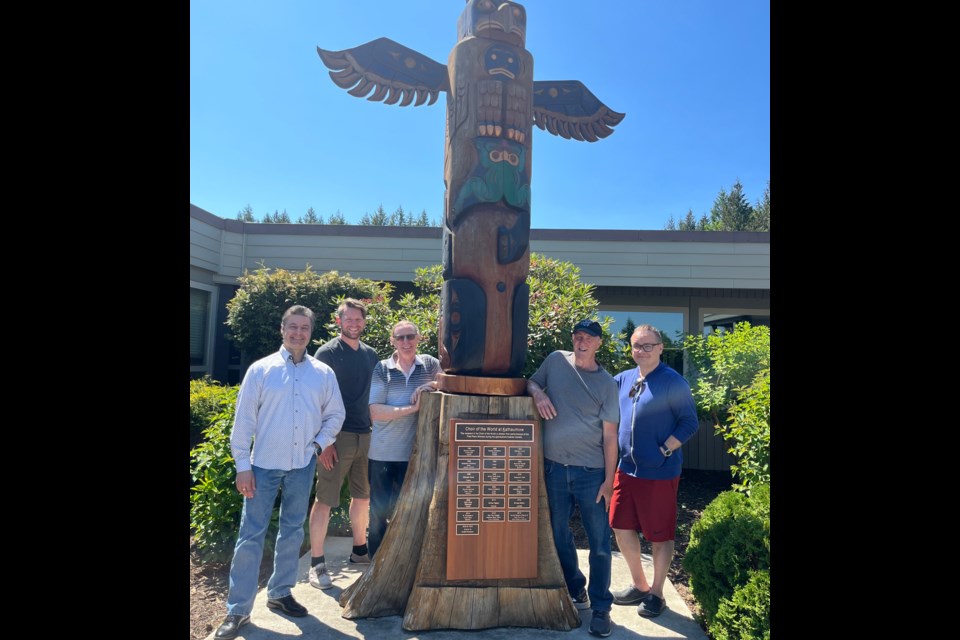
{"left": 527, "top": 319, "right": 620, "bottom": 638}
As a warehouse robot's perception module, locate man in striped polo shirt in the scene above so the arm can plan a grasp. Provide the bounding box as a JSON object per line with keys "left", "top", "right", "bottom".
{"left": 366, "top": 320, "right": 441, "bottom": 558}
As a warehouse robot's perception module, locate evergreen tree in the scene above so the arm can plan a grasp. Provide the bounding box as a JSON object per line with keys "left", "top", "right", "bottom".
{"left": 415, "top": 210, "right": 431, "bottom": 227}
{"left": 297, "top": 206, "right": 323, "bottom": 224}
{"left": 274, "top": 209, "right": 291, "bottom": 223}
{"left": 660, "top": 179, "right": 771, "bottom": 232}
{"left": 236, "top": 204, "right": 255, "bottom": 222}
{"left": 751, "top": 181, "right": 770, "bottom": 231}
{"left": 391, "top": 205, "right": 407, "bottom": 226}
{"left": 327, "top": 210, "right": 347, "bottom": 224}
{"left": 368, "top": 204, "right": 389, "bottom": 226}
{"left": 620, "top": 318, "right": 637, "bottom": 347}
{"left": 709, "top": 180, "right": 754, "bottom": 231}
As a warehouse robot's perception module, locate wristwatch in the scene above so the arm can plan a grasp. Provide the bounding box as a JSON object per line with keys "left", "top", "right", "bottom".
{"left": 660, "top": 445, "right": 673, "bottom": 458}
{"left": 313, "top": 443, "right": 322, "bottom": 455}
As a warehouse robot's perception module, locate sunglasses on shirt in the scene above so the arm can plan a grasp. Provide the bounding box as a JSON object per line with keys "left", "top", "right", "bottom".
{"left": 629, "top": 379, "right": 646, "bottom": 398}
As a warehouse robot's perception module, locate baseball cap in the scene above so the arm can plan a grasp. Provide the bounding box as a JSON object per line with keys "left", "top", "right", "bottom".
{"left": 572, "top": 319, "right": 602, "bottom": 337}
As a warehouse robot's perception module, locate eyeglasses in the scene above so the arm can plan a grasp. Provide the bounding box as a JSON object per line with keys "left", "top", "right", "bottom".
{"left": 629, "top": 379, "right": 646, "bottom": 398}
{"left": 393, "top": 334, "right": 419, "bottom": 341}
{"left": 631, "top": 343, "right": 662, "bottom": 352}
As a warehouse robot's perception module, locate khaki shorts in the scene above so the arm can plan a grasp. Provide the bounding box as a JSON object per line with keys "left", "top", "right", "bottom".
{"left": 314, "top": 431, "right": 371, "bottom": 506}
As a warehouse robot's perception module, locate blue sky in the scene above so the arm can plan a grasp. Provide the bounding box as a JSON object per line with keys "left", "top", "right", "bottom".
{"left": 190, "top": 0, "right": 769, "bottom": 230}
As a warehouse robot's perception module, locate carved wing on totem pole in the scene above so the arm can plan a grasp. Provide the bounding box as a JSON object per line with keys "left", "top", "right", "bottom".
{"left": 532, "top": 80, "right": 626, "bottom": 142}
{"left": 316, "top": 37, "right": 449, "bottom": 106}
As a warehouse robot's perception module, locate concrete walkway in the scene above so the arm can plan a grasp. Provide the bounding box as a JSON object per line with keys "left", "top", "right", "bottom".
{"left": 207, "top": 536, "right": 707, "bottom": 639}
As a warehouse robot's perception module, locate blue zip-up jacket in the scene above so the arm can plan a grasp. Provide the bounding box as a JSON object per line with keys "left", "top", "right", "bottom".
{"left": 614, "top": 363, "right": 699, "bottom": 480}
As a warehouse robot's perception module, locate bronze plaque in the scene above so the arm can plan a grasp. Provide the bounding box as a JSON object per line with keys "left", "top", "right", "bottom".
{"left": 447, "top": 419, "right": 538, "bottom": 579}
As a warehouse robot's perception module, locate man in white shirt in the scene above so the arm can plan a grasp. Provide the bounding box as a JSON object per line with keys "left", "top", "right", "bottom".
{"left": 215, "top": 305, "right": 346, "bottom": 640}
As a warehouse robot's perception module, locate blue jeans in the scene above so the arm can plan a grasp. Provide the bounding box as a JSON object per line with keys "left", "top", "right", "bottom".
{"left": 367, "top": 459, "right": 408, "bottom": 558}
{"left": 543, "top": 459, "right": 613, "bottom": 612}
{"left": 226, "top": 462, "right": 314, "bottom": 616}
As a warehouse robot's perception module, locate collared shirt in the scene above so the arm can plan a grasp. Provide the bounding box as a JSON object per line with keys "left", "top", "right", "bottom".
{"left": 231, "top": 346, "right": 346, "bottom": 472}
{"left": 368, "top": 353, "right": 441, "bottom": 461}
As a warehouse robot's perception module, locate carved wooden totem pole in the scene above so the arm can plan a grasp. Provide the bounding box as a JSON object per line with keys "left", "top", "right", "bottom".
{"left": 318, "top": 0, "right": 624, "bottom": 381}
{"left": 316, "top": 0, "right": 624, "bottom": 631}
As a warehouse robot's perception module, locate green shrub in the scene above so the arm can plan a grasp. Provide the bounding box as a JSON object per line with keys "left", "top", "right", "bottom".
{"left": 392, "top": 265, "right": 443, "bottom": 359}
{"left": 525, "top": 254, "right": 630, "bottom": 377}
{"left": 225, "top": 264, "right": 394, "bottom": 363}
{"left": 682, "top": 322, "right": 769, "bottom": 424}
{"left": 189, "top": 377, "right": 238, "bottom": 449}
{"left": 683, "top": 483, "right": 769, "bottom": 625}
{"left": 393, "top": 255, "right": 629, "bottom": 376}
{"left": 190, "top": 411, "right": 245, "bottom": 562}
{"left": 723, "top": 367, "right": 770, "bottom": 491}
{"left": 710, "top": 569, "right": 770, "bottom": 640}
{"left": 682, "top": 322, "right": 770, "bottom": 491}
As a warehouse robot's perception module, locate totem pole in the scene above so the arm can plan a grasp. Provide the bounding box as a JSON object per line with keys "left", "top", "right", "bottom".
{"left": 318, "top": 0, "right": 624, "bottom": 378}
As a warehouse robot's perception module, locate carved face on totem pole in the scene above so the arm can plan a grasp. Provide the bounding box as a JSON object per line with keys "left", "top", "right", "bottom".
{"left": 317, "top": 0, "right": 624, "bottom": 379}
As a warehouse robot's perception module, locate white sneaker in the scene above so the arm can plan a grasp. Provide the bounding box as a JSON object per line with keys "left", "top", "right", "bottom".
{"left": 308, "top": 563, "right": 332, "bottom": 589}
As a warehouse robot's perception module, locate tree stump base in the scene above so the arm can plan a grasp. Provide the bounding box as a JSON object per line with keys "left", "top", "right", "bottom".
{"left": 339, "top": 391, "right": 580, "bottom": 631}
{"left": 436, "top": 373, "right": 528, "bottom": 396}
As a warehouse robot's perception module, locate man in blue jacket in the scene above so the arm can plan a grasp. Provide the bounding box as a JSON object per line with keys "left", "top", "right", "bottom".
{"left": 608, "top": 324, "right": 699, "bottom": 618}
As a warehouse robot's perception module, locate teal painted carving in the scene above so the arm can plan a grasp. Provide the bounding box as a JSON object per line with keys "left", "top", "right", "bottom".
{"left": 454, "top": 138, "right": 530, "bottom": 215}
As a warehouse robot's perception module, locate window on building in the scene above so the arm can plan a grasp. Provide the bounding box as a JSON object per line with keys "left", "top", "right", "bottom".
{"left": 190, "top": 288, "right": 210, "bottom": 366}
{"left": 599, "top": 309, "right": 686, "bottom": 373}
{"left": 702, "top": 313, "right": 770, "bottom": 336}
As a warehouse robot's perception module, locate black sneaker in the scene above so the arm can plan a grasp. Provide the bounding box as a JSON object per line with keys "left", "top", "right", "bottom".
{"left": 589, "top": 609, "right": 612, "bottom": 637}
{"left": 612, "top": 584, "right": 651, "bottom": 605}
{"left": 573, "top": 587, "right": 591, "bottom": 610}
{"left": 637, "top": 593, "right": 667, "bottom": 618}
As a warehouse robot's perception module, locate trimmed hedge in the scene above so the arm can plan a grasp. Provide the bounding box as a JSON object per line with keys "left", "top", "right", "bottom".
{"left": 224, "top": 265, "right": 394, "bottom": 364}
{"left": 683, "top": 483, "right": 769, "bottom": 629}
{"left": 710, "top": 569, "right": 770, "bottom": 640}
{"left": 189, "top": 377, "right": 238, "bottom": 449}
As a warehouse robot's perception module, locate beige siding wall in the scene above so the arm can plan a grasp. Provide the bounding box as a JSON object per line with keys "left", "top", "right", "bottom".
{"left": 190, "top": 266, "right": 216, "bottom": 285}
{"left": 189, "top": 217, "right": 222, "bottom": 273}
{"left": 528, "top": 239, "right": 769, "bottom": 289}
{"left": 239, "top": 234, "right": 441, "bottom": 281}
{"left": 219, "top": 231, "right": 246, "bottom": 278}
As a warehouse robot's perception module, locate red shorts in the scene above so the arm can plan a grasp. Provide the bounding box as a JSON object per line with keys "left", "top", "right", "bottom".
{"left": 608, "top": 469, "right": 680, "bottom": 543}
